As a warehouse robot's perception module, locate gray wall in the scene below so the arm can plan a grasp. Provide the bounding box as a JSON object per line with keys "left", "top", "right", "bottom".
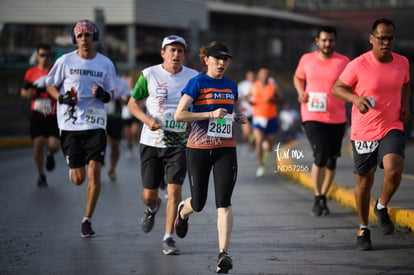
{"left": 0, "top": 0, "right": 208, "bottom": 28}
{"left": 0, "top": 0, "right": 135, "bottom": 24}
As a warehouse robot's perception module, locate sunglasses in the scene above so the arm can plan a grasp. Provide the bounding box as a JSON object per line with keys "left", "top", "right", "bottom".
{"left": 371, "top": 34, "right": 395, "bottom": 42}
{"left": 39, "top": 53, "right": 50, "bottom": 58}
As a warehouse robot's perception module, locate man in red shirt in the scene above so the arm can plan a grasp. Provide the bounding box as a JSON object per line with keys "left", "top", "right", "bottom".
{"left": 333, "top": 18, "right": 410, "bottom": 250}
{"left": 21, "top": 44, "right": 60, "bottom": 186}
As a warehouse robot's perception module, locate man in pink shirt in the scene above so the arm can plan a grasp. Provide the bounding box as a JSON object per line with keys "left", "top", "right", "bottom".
{"left": 294, "top": 26, "right": 349, "bottom": 216}
{"left": 332, "top": 18, "right": 410, "bottom": 251}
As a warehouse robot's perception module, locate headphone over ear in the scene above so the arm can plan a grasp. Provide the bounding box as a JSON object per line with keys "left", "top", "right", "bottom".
{"left": 71, "top": 20, "right": 99, "bottom": 44}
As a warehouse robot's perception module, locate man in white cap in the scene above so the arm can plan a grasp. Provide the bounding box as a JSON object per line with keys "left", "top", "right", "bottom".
{"left": 128, "top": 35, "right": 198, "bottom": 255}
{"left": 46, "top": 19, "right": 116, "bottom": 238}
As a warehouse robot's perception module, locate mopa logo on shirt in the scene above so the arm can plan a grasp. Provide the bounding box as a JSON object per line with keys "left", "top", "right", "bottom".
{"left": 213, "top": 92, "right": 235, "bottom": 100}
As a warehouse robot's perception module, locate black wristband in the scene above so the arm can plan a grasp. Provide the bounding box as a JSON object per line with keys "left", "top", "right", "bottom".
{"left": 23, "top": 82, "right": 33, "bottom": 90}
{"left": 59, "top": 91, "right": 76, "bottom": 106}
{"left": 95, "top": 86, "right": 111, "bottom": 103}
{"left": 102, "top": 91, "right": 111, "bottom": 103}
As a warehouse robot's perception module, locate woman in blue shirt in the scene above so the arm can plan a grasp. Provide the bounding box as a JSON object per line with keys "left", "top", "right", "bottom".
{"left": 174, "top": 41, "right": 247, "bottom": 274}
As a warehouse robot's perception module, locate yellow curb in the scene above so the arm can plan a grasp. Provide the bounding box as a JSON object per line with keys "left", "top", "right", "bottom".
{"left": 276, "top": 140, "right": 414, "bottom": 232}
{"left": 0, "top": 137, "right": 32, "bottom": 149}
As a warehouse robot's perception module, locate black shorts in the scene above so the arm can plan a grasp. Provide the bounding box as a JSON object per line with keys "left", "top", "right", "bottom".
{"left": 352, "top": 129, "right": 405, "bottom": 174}
{"left": 303, "top": 121, "right": 346, "bottom": 159}
{"left": 107, "top": 116, "right": 123, "bottom": 140}
{"left": 123, "top": 117, "right": 141, "bottom": 127}
{"left": 60, "top": 129, "right": 107, "bottom": 168}
{"left": 140, "top": 144, "right": 186, "bottom": 189}
{"left": 186, "top": 147, "right": 237, "bottom": 210}
{"left": 29, "top": 111, "right": 59, "bottom": 139}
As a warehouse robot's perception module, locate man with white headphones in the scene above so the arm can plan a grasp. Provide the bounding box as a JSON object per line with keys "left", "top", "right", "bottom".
{"left": 47, "top": 19, "right": 116, "bottom": 238}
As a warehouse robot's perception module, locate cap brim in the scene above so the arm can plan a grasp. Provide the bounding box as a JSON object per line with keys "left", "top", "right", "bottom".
{"left": 211, "top": 54, "right": 233, "bottom": 59}
{"left": 162, "top": 40, "right": 187, "bottom": 49}
{"left": 169, "top": 42, "right": 186, "bottom": 47}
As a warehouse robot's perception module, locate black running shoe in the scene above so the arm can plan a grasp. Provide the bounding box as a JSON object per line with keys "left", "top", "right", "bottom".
{"left": 37, "top": 174, "right": 47, "bottom": 187}
{"left": 320, "top": 195, "right": 330, "bottom": 216}
{"left": 310, "top": 196, "right": 322, "bottom": 216}
{"left": 45, "top": 154, "right": 55, "bottom": 171}
{"left": 356, "top": 228, "right": 372, "bottom": 251}
{"left": 174, "top": 201, "right": 189, "bottom": 238}
{"left": 162, "top": 237, "right": 180, "bottom": 255}
{"left": 216, "top": 252, "right": 233, "bottom": 273}
{"left": 374, "top": 200, "right": 394, "bottom": 235}
{"left": 140, "top": 198, "right": 161, "bottom": 233}
{"left": 81, "top": 220, "right": 95, "bottom": 238}
{"left": 108, "top": 170, "right": 116, "bottom": 182}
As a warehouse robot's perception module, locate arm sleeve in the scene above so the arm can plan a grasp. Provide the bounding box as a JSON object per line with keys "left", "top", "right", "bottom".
{"left": 131, "top": 73, "right": 149, "bottom": 100}
{"left": 46, "top": 60, "right": 65, "bottom": 89}
{"left": 294, "top": 55, "right": 306, "bottom": 79}
{"left": 338, "top": 60, "right": 358, "bottom": 87}
{"left": 403, "top": 57, "right": 410, "bottom": 84}
{"left": 181, "top": 77, "right": 200, "bottom": 100}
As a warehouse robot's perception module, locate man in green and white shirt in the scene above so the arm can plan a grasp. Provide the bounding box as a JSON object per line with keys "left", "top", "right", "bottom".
{"left": 128, "top": 35, "right": 197, "bottom": 255}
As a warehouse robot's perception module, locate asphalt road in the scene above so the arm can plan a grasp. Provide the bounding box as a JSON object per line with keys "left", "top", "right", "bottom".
{"left": 1, "top": 143, "right": 414, "bottom": 275}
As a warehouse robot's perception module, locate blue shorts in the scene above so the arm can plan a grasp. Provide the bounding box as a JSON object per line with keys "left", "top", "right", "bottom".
{"left": 252, "top": 117, "right": 279, "bottom": 135}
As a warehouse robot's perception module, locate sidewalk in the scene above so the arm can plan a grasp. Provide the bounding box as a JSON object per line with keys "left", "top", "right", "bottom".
{"left": 277, "top": 137, "right": 414, "bottom": 232}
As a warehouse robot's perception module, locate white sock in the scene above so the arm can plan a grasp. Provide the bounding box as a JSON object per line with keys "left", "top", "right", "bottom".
{"left": 163, "top": 233, "right": 174, "bottom": 241}
{"left": 82, "top": 216, "right": 91, "bottom": 223}
{"left": 359, "top": 225, "right": 370, "bottom": 230}
{"left": 377, "top": 199, "right": 386, "bottom": 210}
